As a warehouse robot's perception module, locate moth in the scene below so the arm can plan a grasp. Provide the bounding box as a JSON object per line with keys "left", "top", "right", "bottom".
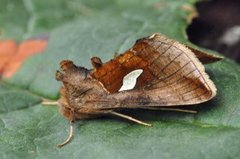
{"left": 53, "top": 33, "right": 222, "bottom": 147}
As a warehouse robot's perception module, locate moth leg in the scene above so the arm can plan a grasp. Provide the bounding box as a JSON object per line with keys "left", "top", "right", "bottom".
{"left": 109, "top": 111, "right": 152, "bottom": 127}
{"left": 57, "top": 121, "right": 74, "bottom": 148}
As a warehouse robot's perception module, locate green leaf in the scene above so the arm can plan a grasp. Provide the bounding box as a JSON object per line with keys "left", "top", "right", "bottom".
{"left": 0, "top": 0, "right": 87, "bottom": 40}
{"left": 1, "top": 0, "right": 240, "bottom": 159}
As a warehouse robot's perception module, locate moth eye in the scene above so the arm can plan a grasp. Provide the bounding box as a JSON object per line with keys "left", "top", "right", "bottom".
{"left": 118, "top": 69, "right": 143, "bottom": 92}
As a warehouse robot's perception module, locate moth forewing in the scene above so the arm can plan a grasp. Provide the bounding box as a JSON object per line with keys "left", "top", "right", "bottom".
{"left": 171, "top": 41, "right": 217, "bottom": 100}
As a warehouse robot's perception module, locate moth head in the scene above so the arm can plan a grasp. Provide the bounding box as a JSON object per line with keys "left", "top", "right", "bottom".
{"left": 58, "top": 90, "right": 92, "bottom": 121}
{"left": 56, "top": 60, "right": 99, "bottom": 120}
{"left": 56, "top": 60, "right": 89, "bottom": 85}
{"left": 58, "top": 85, "right": 99, "bottom": 121}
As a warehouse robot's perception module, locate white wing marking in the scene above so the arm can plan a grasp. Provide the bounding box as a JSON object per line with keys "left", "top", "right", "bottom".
{"left": 118, "top": 69, "right": 143, "bottom": 92}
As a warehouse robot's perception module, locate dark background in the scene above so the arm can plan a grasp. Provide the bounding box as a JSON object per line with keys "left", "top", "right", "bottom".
{"left": 187, "top": 0, "right": 240, "bottom": 63}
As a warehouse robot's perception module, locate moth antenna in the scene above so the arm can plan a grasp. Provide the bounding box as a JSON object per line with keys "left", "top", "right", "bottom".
{"left": 155, "top": 108, "right": 197, "bottom": 113}
{"left": 109, "top": 111, "right": 152, "bottom": 127}
{"left": 140, "top": 107, "right": 197, "bottom": 113}
{"left": 42, "top": 100, "right": 58, "bottom": 106}
{"left": 57, "top": 121, "right": 74, "bottom": 148}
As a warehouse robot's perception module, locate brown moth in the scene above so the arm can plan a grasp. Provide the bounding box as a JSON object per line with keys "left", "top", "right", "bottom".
{"left": 55, "top": 33, "right": 222, "bottom": 147}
